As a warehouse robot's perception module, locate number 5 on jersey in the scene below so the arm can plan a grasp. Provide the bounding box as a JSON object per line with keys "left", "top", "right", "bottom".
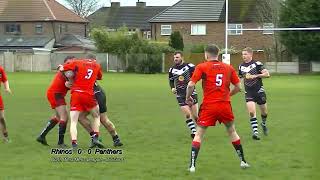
{"left": 85, "top": 69, "right": 93, "bottom": 79}
{"left": 216, "top": 74, "right": 223, "bottom": 86}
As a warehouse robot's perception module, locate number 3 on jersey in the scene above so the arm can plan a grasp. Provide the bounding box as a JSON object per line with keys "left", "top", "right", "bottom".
{"left": 216, "top": 74, "right": 223, "bottom": 86}
{"left": 85, "top": 69, "right": 93, "bottom": 79}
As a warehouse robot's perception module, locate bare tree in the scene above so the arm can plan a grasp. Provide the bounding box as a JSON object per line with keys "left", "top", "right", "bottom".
{"left": 65, "top": 0, "right": 99, "bottom": 18}
{"left": 255, "top": 0, "right": 286, "bottom": 62}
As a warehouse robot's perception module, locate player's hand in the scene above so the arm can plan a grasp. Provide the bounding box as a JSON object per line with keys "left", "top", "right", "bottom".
{"left": 65, "top": 81, "right": 73, "bottom": 88}
{"left": 245, "top": 73, "right": 257, "bottom": 79}
{"left": 171, "top": 88, "right": 177, "bottom": 94}
{"left": 5, "top": 88, "right": 12, "bottom": 94}
{"left": 185, "top": 96, "right": 194, "bottom": 106}
{"left": 57, "top": 64, "right": 64, "bottom": 71}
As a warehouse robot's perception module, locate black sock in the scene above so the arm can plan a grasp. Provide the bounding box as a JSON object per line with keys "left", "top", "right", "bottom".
{"left": 232, "top": 139, "right": 246, "bottom": 162}
{"left": 112, "top": 134, "right": 119, "bottom": 141}
{"left": 91, "top": 132, "right": 99, "bottom": 140}
{"left": 190, "top": 141, "right": 201, "bottom": 168}
{"left": 261, "top": 114, "right": 267, "bottom": 126}
{"left": 39, "top": 118, "right": 59, "bottom": 137}
{"left": 72, "top": 140, "right": 77, "bottom": 147}
{"left": 58, "top": 121, "right": 67, "bottom": 145}
{"left": 186, "top": 119, "right": 197, "bottom": 134}
{"left": 250, "top": 118, "right": 258, "bottom": 134}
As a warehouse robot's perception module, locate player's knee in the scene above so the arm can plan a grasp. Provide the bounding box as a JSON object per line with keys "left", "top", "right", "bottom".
{"left": 261, "top": 114, "right": 268, "bottom": 118}
{"left": 92, "top": 111, "right": 100, "bottom": 119}
{"left": 249, "top": 112, "right": 255, "bottom": 118}
{"left": 61, "top": 113, "right": 68, "bottom": 121}
{"left": 185, "top": 114, "right": 191, "bottom": 119}
{"left": 193, "top": 116, "right": 198, "bottom": 122}
{"left": 193, "top": 133, "right": 202, "bottom": 142}
{"left": 100, "top": 116, "right": 107, "bottom": 123}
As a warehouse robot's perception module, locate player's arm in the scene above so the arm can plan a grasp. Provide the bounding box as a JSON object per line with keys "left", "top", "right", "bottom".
{"left": 186, "top": 65, "right": 202, "bottom": 105}
{"left": 257, "top": 68, "right": 270, "bottom": 78}
{"left": 168, "top": 68, "right": 176, "bottom": 94}
{"left": 230, "top": 82, "right": 241, "bottom": 96}
{"left": 1, "top": 69, "right": 11, "bottom": 94}
{"left": 59, "top": 61, "right": 76, "bottom": 72}
{"left": 3, "top": 80, "right": 11, "bottom": 94}
{"left": 97, "top": 65, "right": 103, "bottom": 80}
{"left": 250, "top": 62, "right": 270, "bottom": 79}
{"left": 230, "top": 67, "right": 241, "bottom": 96}
{"left": 237, "top": 65, "right": 246, "bottom": 89}
{"left": 189, "top": 63, "right": 196, "bottom": 76}
{"left": 186, "top": 81, "right": 195, "bottom": 99}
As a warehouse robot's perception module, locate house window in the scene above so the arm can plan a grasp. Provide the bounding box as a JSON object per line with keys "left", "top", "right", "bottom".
{"left": 127, "top": 29, "right": 136, "bottom": 35}
{"left": 161, "top": 25, "right": 172, "bottom": 35}
{"left": 191, "top": 24, "right": 206, "bottom": 35}
{"left": 228, "top": 24, "right": 242, "bottom": 35}
{"left": 263, "top": 23, "right": 274, "bottom": 34}
{"left": 147, "top": 31, "right": 151, "bottom": 39}
{"left": 5, "top": 24, "right": 21, "bottom": 34}
{"left": 59, "top": 24, "right": 63, "bottom": 34}
{"left": 143, "top": 31, "right": 152, "bottom": 39}
{"left": 64, "top": 24, "right": 68, "bottom": 32}
{"left": 35, "top": 24, "right": 43, "bottom": 34}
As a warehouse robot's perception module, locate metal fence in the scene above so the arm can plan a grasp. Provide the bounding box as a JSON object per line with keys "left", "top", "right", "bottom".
{"left": 0, "top": 51, "right": 319, "bottom": 74}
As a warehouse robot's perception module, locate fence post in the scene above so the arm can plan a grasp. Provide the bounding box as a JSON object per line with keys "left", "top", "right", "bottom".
{"left": 126, "top": 54, "right": 129, "bottom": 70}
{"left": 106, "top": 53, "right": 109, "bottom": 72}
{"left": 162, "top": 53, "right": 165, "bottom": 73}
{"left": 31, "top": 54, "right": 33, "bottom": 72}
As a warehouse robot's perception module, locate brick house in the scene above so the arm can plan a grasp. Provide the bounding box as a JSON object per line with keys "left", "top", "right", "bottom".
{"left": 88, "top": 1, "right": 168, "bottom": 39}
{"left": 149, "top": 0, "right": 274, "bottom": 50}
{"left": 0, "top": 0, "right": 90, "bottom": 51}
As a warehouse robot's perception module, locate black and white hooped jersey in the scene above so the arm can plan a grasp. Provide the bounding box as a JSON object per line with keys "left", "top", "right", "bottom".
{"left": 238, "top": 60, "right": 266, "bottom": 92}
{"left": 168, "top": 63, "right": 197, "bottom": 97}
{"left": 94, "top": 82, "right": 105, "bottom": 95}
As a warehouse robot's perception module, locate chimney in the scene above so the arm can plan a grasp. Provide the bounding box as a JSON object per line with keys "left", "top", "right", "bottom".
{"left": 111, "top": 2, "right": 120, "bottom": 8}
{"left": 136, "top": 1, "right": 146, "bottom": 8}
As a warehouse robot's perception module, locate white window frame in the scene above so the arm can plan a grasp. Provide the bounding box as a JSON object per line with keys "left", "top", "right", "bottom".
{"left": 263, "top": 23, "right": 274, "bottom": 35}
{"left": 228, "top": 24, "right": 242, "bottom": 35}
{"left": 161, "top": 25, "right": 172, "bottom": 36}
{"left": 35, "top": 24, "right": 43, "bottom": 34}
{"left": 191, "top": 24, "right": 206, "bottom": 35}
{"left": 146, "top": 31, "right": 151, "bottom": 39}
{"left": 5, "top": 24, "right": 21, "bottom": 34}
{"left": 59, "top": 24, "right": 63, "bottom": 34}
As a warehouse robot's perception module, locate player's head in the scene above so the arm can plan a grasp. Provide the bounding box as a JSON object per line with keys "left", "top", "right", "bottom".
{"left": 173, "top": 51, "right": 184, "bottom": 65}
{"left": 64, "top": 56, "right": 75, "bottom": 63}
{"left": 86, "top": 53, "right": 96, "bottom": 60}
{"left": 205, "top": 44, "right": 219, "bottom": 60}
{"left": 242, "top": 47, "right": 253, "bottom": 62}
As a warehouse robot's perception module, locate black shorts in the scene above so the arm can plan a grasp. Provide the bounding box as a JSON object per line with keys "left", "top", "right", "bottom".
{"left": 177, "top": 94, "right": 198, "bottom": 106}
{"left": 245, "top": 91, "right": 267, "bottom": 105}
{"left": 95, "top": 91, "right": 107, "bottom": 113}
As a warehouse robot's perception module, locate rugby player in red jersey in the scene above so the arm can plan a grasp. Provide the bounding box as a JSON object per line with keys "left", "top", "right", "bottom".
{"left": 36, "top": 56, "right": 74, "bottom": 147}
{"left": 186, "top": 45, "right": 250, "bottom": 172}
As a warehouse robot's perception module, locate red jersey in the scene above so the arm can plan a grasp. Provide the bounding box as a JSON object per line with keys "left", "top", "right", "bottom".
{"left": 191, "top": 60, "right": 240, "bottom": 104}
{"left": 0, "top": 66, "right": 8, "bottom": 84}
{"left": 63, "top": 59, "right": 102, "bottom": 95}
{"left": 47, "top": 72, "right": 69, "bottom": 94}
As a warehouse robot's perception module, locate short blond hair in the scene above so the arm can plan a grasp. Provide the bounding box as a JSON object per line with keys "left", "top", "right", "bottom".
{"left": 243, "top": 47, "right": 253, "bottom": 54}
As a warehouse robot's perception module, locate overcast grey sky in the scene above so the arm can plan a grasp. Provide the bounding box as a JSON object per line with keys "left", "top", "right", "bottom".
{"left": 57, "top": 0, "right": 181, "bottom": 7}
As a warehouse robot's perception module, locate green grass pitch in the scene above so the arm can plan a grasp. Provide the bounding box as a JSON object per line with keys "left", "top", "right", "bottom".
{"left": 0, "top": 72, "right": 319, "bottom": 180}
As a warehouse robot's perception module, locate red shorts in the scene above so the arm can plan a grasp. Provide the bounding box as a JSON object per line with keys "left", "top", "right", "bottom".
{"left": 47, "top": 91, "right": 66, "bottom": 109}
{"left": 70, "top": 92, "right": 97, "bottom": 112}
{"left": 0, "top": 95, "right": 4, "bottom": 110}
{"left": 197, "top": 102, "right": 234, "bottom": 127}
